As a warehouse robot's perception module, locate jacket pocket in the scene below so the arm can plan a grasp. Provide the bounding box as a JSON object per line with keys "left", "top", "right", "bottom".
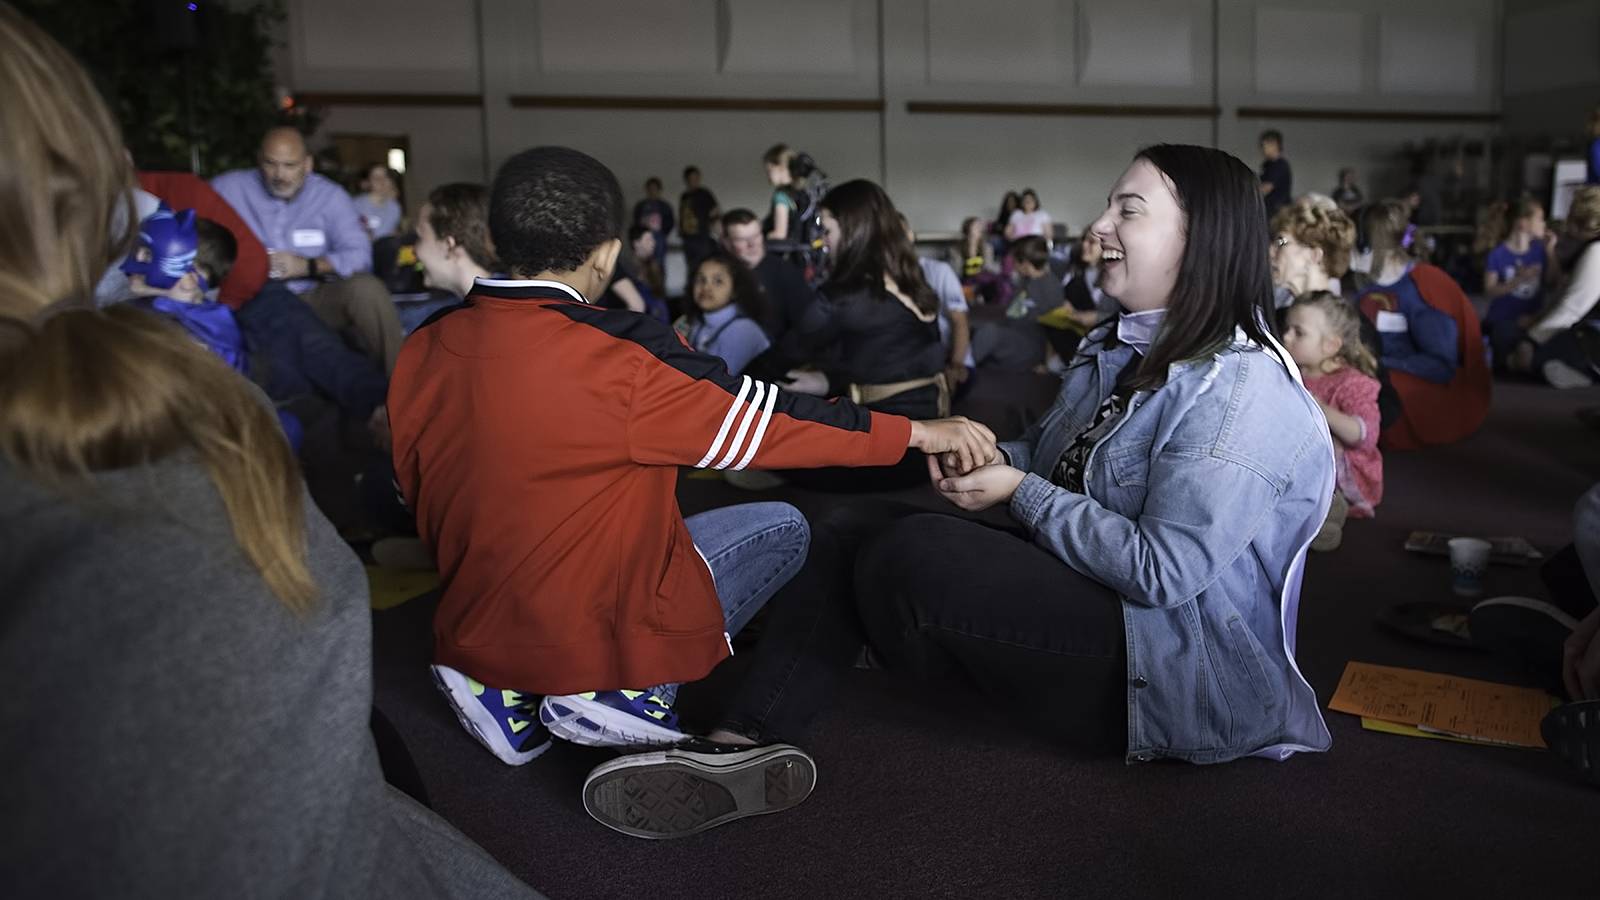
{"left": 1225, "top": 616, "right": 1277, "bottom": 714}
{"left": 651, "top": 529, "right": 722, "bottom": 636}
{"left": 1107, "top": 447, "right": 1150, "bottom": 487}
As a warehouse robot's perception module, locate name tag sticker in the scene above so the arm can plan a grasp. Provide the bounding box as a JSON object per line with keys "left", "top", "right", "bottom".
{"left": 1375, "top": 310, "right": 1409, "bottom": 334}
{"left": 291, "top": 228, "right": 326, "bottom": 248}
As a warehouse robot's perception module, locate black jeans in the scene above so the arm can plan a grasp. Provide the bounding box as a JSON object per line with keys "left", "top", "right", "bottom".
{"left": 720, "top": 500, "right": 1127, "bottom": 754}
{"left": 238, "top": 283, "right": 389, "bottom": 418}
{"left": 781, "top": 385, "right": 942, "bottom": 493}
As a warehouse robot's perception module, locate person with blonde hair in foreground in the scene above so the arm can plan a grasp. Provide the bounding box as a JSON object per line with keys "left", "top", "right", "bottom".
{"left": 0, "top": 6, "right": 538, "bottom": 897}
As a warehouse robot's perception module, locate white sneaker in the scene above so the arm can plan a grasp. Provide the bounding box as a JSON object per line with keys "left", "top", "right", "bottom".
{"left": 539, "top": 691, "right": 685, "bottom": 747}
{"left": 1542, "top": 359, "right": 1595, "bottom": 390}
{"left": 430, "top": 665, "right": 552, "bottom": 766}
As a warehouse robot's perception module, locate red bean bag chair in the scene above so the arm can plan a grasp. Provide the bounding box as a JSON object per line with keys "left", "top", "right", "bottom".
{"left": 1358, "top": 263, "right": 1491, "bottom": 450}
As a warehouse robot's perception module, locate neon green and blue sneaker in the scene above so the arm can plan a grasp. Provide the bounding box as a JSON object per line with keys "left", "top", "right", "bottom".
{"left": 430, "top": 664, "right": 552, "bottom": 766}
{"left": 539, "top": 690, "right": 683, "bottom": 747}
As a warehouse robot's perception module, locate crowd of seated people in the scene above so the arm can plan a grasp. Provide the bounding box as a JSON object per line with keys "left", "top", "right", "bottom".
{"left": 9, "top": 4, "right": 1600, "bottom": 895}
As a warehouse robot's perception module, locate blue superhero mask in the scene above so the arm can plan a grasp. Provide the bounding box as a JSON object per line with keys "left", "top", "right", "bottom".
{"left": 120, "top": 206, "right": 207, "bottom": 293}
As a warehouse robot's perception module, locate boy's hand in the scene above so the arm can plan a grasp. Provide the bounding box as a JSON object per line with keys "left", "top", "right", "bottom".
{"left": 909, "top": 416, "right": 997, "bottom": 475}
{"left": 126, "top": 272, "right": 204, "bottom": 304}
{"left": 927, "top": 457, "right": 1025, "bottom": 512}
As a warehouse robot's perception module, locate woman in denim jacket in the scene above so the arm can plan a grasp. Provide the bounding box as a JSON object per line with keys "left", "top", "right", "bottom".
{"left": 853, "top": 145, "right": 1335, "bottom": 763}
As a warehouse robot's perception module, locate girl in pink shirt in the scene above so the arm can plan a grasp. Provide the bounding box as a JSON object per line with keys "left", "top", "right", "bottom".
{"left": 1282, "top": 292, "right": 1384, "bottom": 551}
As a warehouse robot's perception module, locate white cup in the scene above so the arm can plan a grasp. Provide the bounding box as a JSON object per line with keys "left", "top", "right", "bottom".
{"left": 1448, "top": 537, "right": 1492, "bottom": 597}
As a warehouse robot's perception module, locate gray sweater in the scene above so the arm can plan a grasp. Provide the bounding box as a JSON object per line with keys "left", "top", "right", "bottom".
{"left": 0, "top": 455, "right": 540, "bottom": 899}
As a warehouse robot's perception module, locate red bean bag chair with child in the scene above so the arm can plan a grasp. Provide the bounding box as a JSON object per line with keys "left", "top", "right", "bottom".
{"left": 137, "top": 171, "right": 269, "bottom": 310}
{"left": 1358, "top": 263, "right": 1491, "bottom": 450}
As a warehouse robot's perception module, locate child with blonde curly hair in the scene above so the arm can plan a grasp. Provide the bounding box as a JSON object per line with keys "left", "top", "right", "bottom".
{"left": 1282, "top": 291, "right": 1384, "bottom": 551}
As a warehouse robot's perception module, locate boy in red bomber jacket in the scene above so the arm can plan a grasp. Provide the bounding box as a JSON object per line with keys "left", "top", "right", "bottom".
{"left": 388, "top": 147, "right": 993, "bottom": 839}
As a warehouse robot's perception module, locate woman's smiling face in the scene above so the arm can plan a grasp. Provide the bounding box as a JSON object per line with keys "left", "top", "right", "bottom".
{"left": 1086, "top": 159, "right": 1186, "bottom": 312}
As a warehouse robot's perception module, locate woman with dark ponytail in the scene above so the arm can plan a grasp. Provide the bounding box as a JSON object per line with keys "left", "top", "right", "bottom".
{"left": 777, "top": 179, "right": 949, "bottom": 491}
{"left": 0, "top": 7, "right": 536, "bottom": 897}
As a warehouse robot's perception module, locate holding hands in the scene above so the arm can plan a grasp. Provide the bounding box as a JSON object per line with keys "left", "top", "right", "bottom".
{"left": 906, "top": 416, "right": 1024, "bottom": 512}
{"left": 926, "top": 456, "right": 1026, "bottom": 512}
{"left": 908, "top": 416, "right": 996, "bottom": 476}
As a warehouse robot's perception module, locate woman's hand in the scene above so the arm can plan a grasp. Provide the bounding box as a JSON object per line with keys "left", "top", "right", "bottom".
{"left": 909, "top": 417, "right": 996, "bottom": 475}
{"left": 927, "top": 457, "right": 1025, "bottom": 512}
{"left": 944, "top": 363, "right": 970, "bottom": 388}
{"left": 1563, "top": 606, "right": 1600, "bottom": 700}
{"left": 781, "top": 370, "right": 829, "bottom": 396}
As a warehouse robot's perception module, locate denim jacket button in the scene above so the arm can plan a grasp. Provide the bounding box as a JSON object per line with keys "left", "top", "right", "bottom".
{"left": 1131, "top": 675, "right": 1149, "bottom": 689}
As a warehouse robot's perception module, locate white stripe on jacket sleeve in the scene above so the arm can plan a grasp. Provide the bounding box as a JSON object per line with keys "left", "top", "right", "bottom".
{"left": 731, "top": 382, "right": 779, "bottom": 471}
{"left": 694, "top": 375, "right": 752, "bottom": 468}
{"left": 714, "top": 379, "right": 766, "bottom": 469}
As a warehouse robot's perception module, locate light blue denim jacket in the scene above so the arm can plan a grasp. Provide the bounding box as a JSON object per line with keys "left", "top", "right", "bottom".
{"left": 1000, "top": 320, "right": 1334, "bottom": 764}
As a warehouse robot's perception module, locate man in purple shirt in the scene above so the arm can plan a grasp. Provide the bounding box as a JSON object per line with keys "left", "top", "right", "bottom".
{"left": 212, "top": 127, "right": 403, "bottom": 373}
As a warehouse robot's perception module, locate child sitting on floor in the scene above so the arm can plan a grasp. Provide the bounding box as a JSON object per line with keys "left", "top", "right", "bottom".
{"left": 675, "top": 252, "right": 771, "bottom": 376}
{"left": 1282, "top": 292, "right": 1383, "bottom": 551}
{"left": 120, "top": 206, "right": 302, "bottom": 449}
{"left": 121, "top": 207, "right": 245, "bottom": 371}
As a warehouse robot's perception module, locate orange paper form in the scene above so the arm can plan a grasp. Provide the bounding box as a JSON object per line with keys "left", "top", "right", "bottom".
{"left": 1328, "top": 662, "right": 1552, "bottom": 749}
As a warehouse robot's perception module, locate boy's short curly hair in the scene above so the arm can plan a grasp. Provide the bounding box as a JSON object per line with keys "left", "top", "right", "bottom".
{"left": 1270, "top": 199, "right": 1356, "bottom": 277}
{"left": 489, "top": 146, "right": 623, "bottom": 276}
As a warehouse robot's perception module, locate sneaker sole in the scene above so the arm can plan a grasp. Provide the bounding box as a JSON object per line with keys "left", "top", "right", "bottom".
{"left": 582, "top": 744, "right": 817, "bottom": 839}
{"left": 430, "top": 666, "right": 551, "bottom": 766}
{"left": 540, "top": 694, "right": 684, "bottom": 748}
{"left": 1543, "top": 360, "right": 1595, "bottom": 390}
{"left": 1542, "top": 700, "right": 1600, "bottom": 787}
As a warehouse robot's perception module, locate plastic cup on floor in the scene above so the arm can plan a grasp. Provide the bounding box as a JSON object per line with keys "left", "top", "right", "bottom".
{"left": 1448, "top": 537, "right": 1492, "bottom": 597}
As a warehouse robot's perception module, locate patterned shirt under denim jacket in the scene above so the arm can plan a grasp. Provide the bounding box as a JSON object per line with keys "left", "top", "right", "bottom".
{"left": 998, "top": 312, "right": 1335, "bottom": 764}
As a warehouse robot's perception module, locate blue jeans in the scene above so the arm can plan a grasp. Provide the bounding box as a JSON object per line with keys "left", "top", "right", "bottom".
{"left": 650, "top": 502, "right": 810, "bottom": 705}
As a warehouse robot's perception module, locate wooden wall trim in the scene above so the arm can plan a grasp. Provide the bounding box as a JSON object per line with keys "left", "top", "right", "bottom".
{"left": 287, "top": 94, "right": 1498, "bottom": 125}
{"left": 508, "top": 95, "right": 884, "bottom": 112}
{"left": 906, "top": 101, "right": 1221, "bottom": 118}
{"left": 293, "top": 92, "right": 483, "bottom": 108}
{"left": 1236, "top": 106, "right": 1501, "bottom": 124}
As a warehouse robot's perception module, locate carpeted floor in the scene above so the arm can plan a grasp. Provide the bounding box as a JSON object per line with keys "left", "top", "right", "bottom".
{"left": 370, "top": 377, "right": 1596, "bottom": 899}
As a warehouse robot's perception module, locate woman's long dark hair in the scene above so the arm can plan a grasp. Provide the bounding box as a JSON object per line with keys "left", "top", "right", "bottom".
{"left": 1120, "top": 144, "right": 1279, "bottom": 389}
{"left": 993, "top": 191, "right": 1021, "bottom": 233}
{"left": 821, "top": 179, "right": 938, "bottom": 314}
{"left": 685, "top": 251, "right": 770, "bottom": 329}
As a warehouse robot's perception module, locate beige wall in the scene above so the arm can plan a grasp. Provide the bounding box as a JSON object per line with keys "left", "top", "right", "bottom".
{"left": 281, "top": 0, "right": 1516, "bottom": 230}
{"left": 1499, "top": 0, "right": 1600, "bottom": 139}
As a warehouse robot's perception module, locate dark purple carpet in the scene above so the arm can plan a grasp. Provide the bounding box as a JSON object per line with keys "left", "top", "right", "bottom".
{"left": 371, "top": 378, "right": 1596, "bottom": 899}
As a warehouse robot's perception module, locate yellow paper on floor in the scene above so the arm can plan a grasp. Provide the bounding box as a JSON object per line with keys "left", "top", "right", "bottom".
{"left": 1329, "top": 661, "right": 1552, "bottom": 749}
{"left": 1359, "top": 717, "right": 1490, "bottom": 746}
{"left": 366, "top": 565, "right": 440, "bottom": 611}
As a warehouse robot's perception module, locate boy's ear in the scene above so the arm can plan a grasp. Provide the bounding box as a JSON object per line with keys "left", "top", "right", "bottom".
{"left": 588, "top": 238, "right": 623, "bottom": 285}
